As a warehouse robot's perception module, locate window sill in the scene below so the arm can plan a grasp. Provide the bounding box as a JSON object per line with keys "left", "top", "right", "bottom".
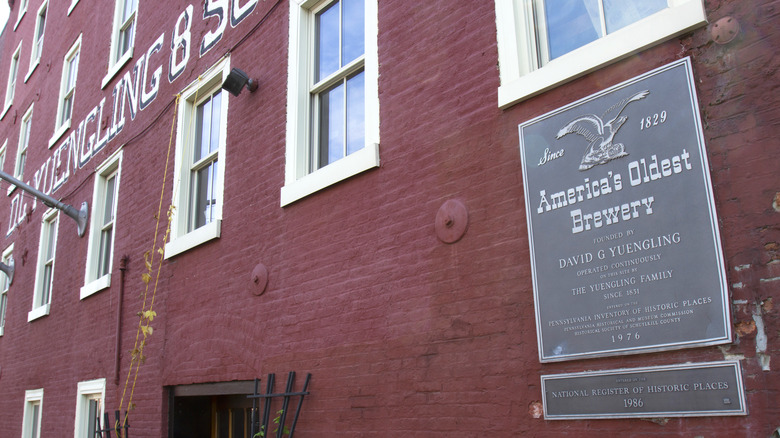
{"left": 24, "top": 61, "right": 39, "bottom": 84}
{"left": 281, "top": 143, "right": 380, "bottom": 206}
{"left": 14, "top": 12, "right": 24, "bottom": 31}
{"left": 49, "top": 122, "right": 71, "bottom": 149}
{"left": 28, "top": 303, "right": 50, "bottom": 322}
{"left": 101, "top": 50, "right": 134, "bottom": 89}
{"left": 68, "top": 0, "right": 79, "bottom": 16}
{"left": 0, "top": 103, "right": 10, "bottom": 120}
{"left": 80, "top": 274, "right": 111, "bottom": 300}
{"left": 497, "top": 0, "right": 707, "bottom": 108}
{"left": 164, "top": 220, "right": 221, "bottom": 259}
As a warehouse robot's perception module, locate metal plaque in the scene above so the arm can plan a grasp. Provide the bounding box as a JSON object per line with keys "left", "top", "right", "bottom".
{"left": 541, "top": 361, "right": 747, "bottom": 419}
{"left": 518, "top": 58, "right": 730, "bottom": 362}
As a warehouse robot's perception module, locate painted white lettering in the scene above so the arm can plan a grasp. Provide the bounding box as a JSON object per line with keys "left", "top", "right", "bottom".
{"left": 201, "top": 0, "right": 228, "bottom": 56}
{"left": 140, "top": 33, "right": 165, "bottom": 110}
{"left": 121, "top": 58, "right": 144, "bottom": 121}
{"left": 169, "top": 5, "right": 193, "bottom": 83}
{"left": 231, "top": 0, "right": 258, "bottom": 27}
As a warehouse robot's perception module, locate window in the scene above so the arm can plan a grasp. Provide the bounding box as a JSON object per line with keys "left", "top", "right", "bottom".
{"left": 51, "top": 35, "right": 82, "bottom": 147}
{"left": 165, "top": 58, "right": 229, "bottom": 259}
{"left": 103, "top": 0, "right": 137, "bottom": 87}
{"left": 22, "top": 388, "right": 43, "bottom": 438}
{"left": 282, "top": 0, "right": 380, "bottom": 206}
{"left": 2, "top": 42, "right": 22, "bottom": 118}
{"left": 75, "top": 379, "right": 106, "bottom": 438}
{"left": 15, "top": 104, "right": 33, "bottom": 181}
{"left": 494, "top": 0, "right": 707, "bottom": 107}
{"left": 29, "top": 209, "right": 58, "bottom": 322}
{"left": 26, "top": 0, "right": 48, "bottom": 81}
{"left": 82, "top": 150, "right": 121, "bottom": 299}
{"left": 0, "top": 245, "right": 12, "bottom": 337}
{"left": 15, "top": 0, "right": 28, "bottom": 31}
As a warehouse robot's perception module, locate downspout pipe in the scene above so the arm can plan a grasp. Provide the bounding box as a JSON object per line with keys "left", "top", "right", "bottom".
{"left": 0, "top": 170, "right": 88, "bottom": 237}
{"left": 115, "top": 255, "right": 129, "bottom": 385}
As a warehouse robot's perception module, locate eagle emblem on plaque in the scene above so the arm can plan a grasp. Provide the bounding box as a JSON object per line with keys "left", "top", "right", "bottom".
{"left": 556, "top": 90, "right": 649, "bottom": 170}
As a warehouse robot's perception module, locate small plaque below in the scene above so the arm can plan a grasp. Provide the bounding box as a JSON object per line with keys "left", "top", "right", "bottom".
{"left": 541, "top": 361, "right": 746, "bottom": 420}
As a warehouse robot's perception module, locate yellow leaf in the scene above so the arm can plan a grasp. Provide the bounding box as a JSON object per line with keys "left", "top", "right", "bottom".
{"left": 141, "top": 273, "right": 151, "bottom": 284}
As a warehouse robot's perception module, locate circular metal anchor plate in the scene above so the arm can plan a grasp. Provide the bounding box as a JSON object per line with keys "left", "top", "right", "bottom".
{"left": 435, "top": 199, "right": 469, "bottom": 244}
{"left": 712, "top": 16, "right": 740, "bottom": 45}
{"left": 251, "top": 263, "right": 269, "bottom": 296}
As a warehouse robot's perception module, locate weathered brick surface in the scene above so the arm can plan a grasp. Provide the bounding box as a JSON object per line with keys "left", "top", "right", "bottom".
{"left": 0, "top": 0, "right": 777, "bottom": 436}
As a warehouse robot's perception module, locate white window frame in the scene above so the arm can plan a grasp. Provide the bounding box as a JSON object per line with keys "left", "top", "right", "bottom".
{"left": 22, "top": 388, "right": 44, "bottom": 438}
{"left": 164, "top": 58, "right": 229, "bottom": 259}
{"left": 29, "top": 209, "right": 58, "bottom": 322}
{"left": 26, "top": 0, "right": 48, "bottom": 82}
{"left": 15, "top": 0, "right": 29, "bottom": 31}
{"left": 74, "top": 378, "right": 106, "bottom": 438}
{"left": 50, "top": 35, "right": 82, "bottom": 148}
{"left": 2, "top": 42, "right": 23, "bottom": 119}
{"left": 81, "top": 149, "right": 122, "bottom": 299}
{"left": 102, "top": 0, "right": 138, "bottom": 88}
{"left": 0, "top": 244, "right": 12, "bottom": 337}
{"left": 15, "top": 103, "right": 34, "bottom": 182}
{"left": 494, "top": 0, "right": 707, "bottom": 108}
{"left": 282, "top": 0, "right": 380, "bottom": 207}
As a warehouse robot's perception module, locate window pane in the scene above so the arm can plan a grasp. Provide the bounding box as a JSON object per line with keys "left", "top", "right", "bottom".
{"left": 0, "top": 293, "right": 7, "bottom": 328}
{"left": 603, "top": 0, "right": 666, "bottom": 33}
{"left": 209, "top": 92, "right": 222, "bottom": 155}
{"left": 18, "top": 151, "right": 26, "bottom": 177}
{"left": 68, "top": 53, "right": 79, "bottom": 89}
{"left": 316, "top": 2, "right": 340, "bottom": 81}
{"left": 345, "top": 70, "right": 365, "bottom": 156}
{"left": 119, "top": 22, "right": 134, "bottom": 57}
{"left": 195, "top": 95, "right": 219, "bottom": 162}
{"left": 217, "top": 409, "right": 229, "bottom": 438}
{"left": 62, "top": 97, "right": 73, "bottom": 125}
{"left": 22, "top": 117, "right": 31, "bottom": 146}
{"left": 31, "top": 403, "right": 40, "bottom": 438}
{"left": 103, "top": 175, "right": 116, "bottom": 226}
{"left": 41, "top": 264, "right": 52, "bottom": 305}
{"left": 544, "top": 0, "right": 602, "bottom": 60}
{"left": 37, "top": 9, "right": 46, "bottom": 35}
{"left": 122, "top": 0, "right": 136, "bottom": 22}
{"left": 10, "top": 55, "right": 19, "bottom": 86}
{"left": 342, "top": 0, "right": 364, "bottom": 65}
{"left": 193, "top": 161, "right": 217, "bottom": 229}
{"left": 87, "top": 399, "right": 99, "bottom": 437}
{"left": 231, "top": 408, "right": 246, "bottom": 437}
{"left": 98, "top": 228, "right": 113, "bottom": 276}
{"left": 46, "top": 221, "right": 57, "bottom": 260}
{"left": 317, "top": 82, "right": 345, "bottom": 169}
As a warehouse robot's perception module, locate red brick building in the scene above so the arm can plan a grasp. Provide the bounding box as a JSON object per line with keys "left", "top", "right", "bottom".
{"left": 0, "top": 0, "right": 777, "bottom": 436}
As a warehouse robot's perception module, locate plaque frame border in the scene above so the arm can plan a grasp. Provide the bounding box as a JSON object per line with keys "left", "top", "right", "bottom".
{"left": 540, "top": 360, "right": 748, "bottom": 420}
{"left": 518, "top": 57, "right": 732, "bottom": 362}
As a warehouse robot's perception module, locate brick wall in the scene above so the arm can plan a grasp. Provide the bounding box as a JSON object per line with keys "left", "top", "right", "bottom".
{"left": 0, "top": 0, "right": 777, "bottom": 436}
